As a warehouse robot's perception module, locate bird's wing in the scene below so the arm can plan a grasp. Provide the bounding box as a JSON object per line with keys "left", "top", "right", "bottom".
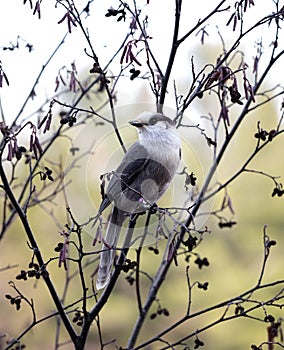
{"left": 106, "top": 142, "right": 149, "bottom": 201}
{"left": 95, "top": 143, "right": 148, "bottom": 216}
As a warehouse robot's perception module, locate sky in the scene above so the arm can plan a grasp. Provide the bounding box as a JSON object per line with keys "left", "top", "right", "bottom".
{"left": 1, "top": 0, "right": 281, "bottom": 126}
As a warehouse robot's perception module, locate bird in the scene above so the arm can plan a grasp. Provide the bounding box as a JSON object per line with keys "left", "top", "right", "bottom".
{"left": 95, "top": 111, "right": 181, "bottom": 290}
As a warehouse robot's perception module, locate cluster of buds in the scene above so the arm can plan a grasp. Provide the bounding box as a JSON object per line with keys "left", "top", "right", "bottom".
{"left": 1, "top": 121, "right": 43, "bottom": 162}
{"left": 105, "top": 7, "right": 126, "bottom": 22}
{"left": 23, "top": 0, "right": 41, "bottom": 19}
{"left": 194, "top": 256, "right": 209, "bottom": 269}
{"left": 179, "top": 167, "right": 197, "bottom": 191}
{"left": 194, "top": 337, "right": 205, "bottom": 349}
{"left": 89, "top": 62, "right": 111, "bottom": 92}
{"left": 55, "top": 62, "right": 78, "bottom": 93}
{"left": 197, "top": 281, "right": 209, "bottom": 291}
{"left": 89, "top": 62, "right": 102, "bottom": 74}
{"left": 2, "top": 35, "right": 33, "bottom": 53}
{"left": 129, "top": 68, "right": 141, "bottom": 80}
{"left": 204, "top": 64, "right": 255, "bottom": 112}
{"left": 148, "top": 246, "right": 159, "bottom": 255}
{"left": 1, "top": 123, "right": 14, "bottom": 161}
{"left": 218, "top": 220, "right": 237, "bottom": 228}
{"left": 38, "top": 100, "right": 54, "bottom": 133}
{"left": 7, "top": 137, "right": 27, "bottom": 161}
{"left": 15, "top": 262, "right": 41, "bottom": 281}
{"left": 185, "top": 171, "right": 197, "bottom": 188}
{"left": 183, "top": 234, "right": 198, "bottom": 252}
{"left": 265, "top": 316, "right": 283, "bottom": 350}
{"left": 57, "top": 5, "right": 77, "bottom": 33}
{"left": 69, "top": 61, "right": 77, "bottom": 92}
{"left": 205, "top": 66, "right": 232, "bottom": 90}
{"left": 5, "top": 293, "right": 22, "bottom": 311}
{"left": 72, "top": 311, "right": 84, "bottom": 327}
{"left": 33, "top": 0, "right": 41, "bottom": 19}
{"left": 235, "top": 304, "right": 245, "bottom": 315}
{"left": 272, "top": 186, "right": 284, "bottom": 197}
{"left": 254, "top": 128, "right": 276, "bottom": 142}
{"left": 125, "top": 274, "right": 135, "bottom": 285}
{"left": 226, "top": 0, "right": 255, "bottom": 31}
{"left": 54, "top": 230, "right": 70, "bottom": 270}
{"left": 228, "top": 76, "right": 243, "bottom": 105}
{"left": 60, "top": 111, "right": 77, "bottom": 127}
{"left": 150, "top": 306, "right": 170, "bottom": 320}
{"left": 120, "top": 39, "right": 143, "bottom": 67}
{"left": 55, "top": 69, "right": 66, "bottom": 93}
{"left": 39, "top": 167, "right": 54, "bottom": 181}
{"left": 118, "top": 258, "right": 137, "bottom": 273}
{"left": 29, "top": 127, "right": 43, "bottom": 160}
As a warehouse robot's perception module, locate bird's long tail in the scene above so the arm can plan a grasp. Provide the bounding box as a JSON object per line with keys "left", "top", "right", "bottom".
{"left": 96, "top": 207, "right": 125, "bottom": 290}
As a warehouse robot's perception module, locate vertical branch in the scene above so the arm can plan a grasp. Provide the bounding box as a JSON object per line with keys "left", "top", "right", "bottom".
{"left": 0, "top": 156, "right": 78, "bottom": 345}
{"left": 158, "top": 0, "right": 228, "bottom": 113}
{"left": 135, "top": 209, "right": 153, "bottom": 314}
{"left": 71, "top": 2, "right": 127, "bottom": 153}
{"left": 158, "top": 0, "right": 182, "bottom": 113}
{"left": 76, "top": 215, "right": 138, "bottom": 349}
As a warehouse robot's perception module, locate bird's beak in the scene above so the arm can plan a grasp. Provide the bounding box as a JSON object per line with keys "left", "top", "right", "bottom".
{"left": 129, "top": 119, "right": 148, "bottom": 128}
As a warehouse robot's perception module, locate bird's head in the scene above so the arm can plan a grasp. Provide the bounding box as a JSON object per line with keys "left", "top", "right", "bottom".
{"left": 129, "top": 111, "right": 181, "bottom": 151}
{"left": 129, "top": 112, "right": 175, "bottom": 133}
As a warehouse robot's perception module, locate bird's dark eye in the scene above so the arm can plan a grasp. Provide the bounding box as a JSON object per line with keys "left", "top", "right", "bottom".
{"left": 149, "top": 117, "right": 157, "bottom": 125}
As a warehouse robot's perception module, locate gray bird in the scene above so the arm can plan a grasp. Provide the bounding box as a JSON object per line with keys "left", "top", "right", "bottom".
{"left": 96, "top": 111, "right": 181, "bottom": 289}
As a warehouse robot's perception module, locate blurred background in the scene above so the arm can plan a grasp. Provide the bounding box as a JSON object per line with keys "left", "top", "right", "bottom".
{"left": 0, "top": 1, "right": 284, "bottom": 349}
